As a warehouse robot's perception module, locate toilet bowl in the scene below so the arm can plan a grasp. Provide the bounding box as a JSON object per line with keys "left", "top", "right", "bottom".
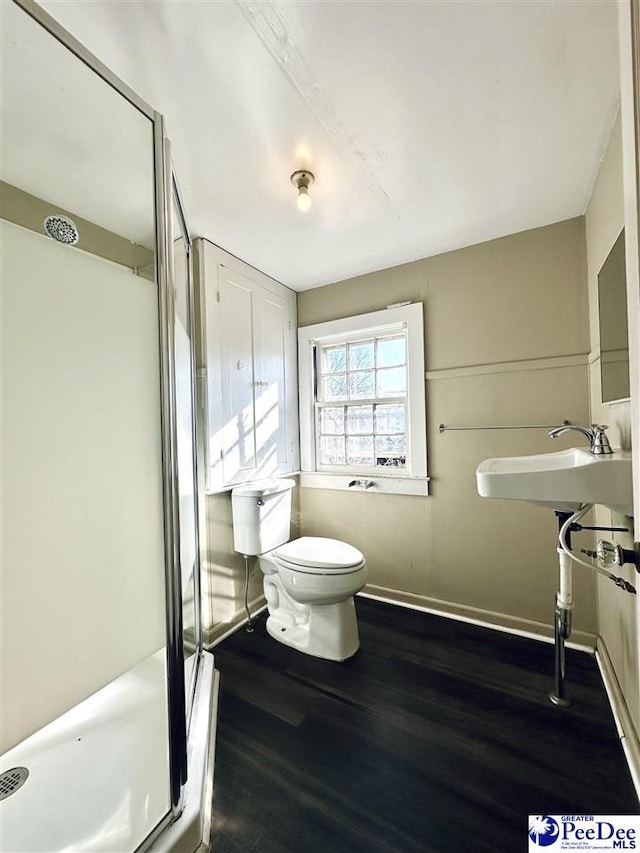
{"left": 260, "top": 536, "right": 367, "bottom": 660}
{"left": 231, "top": 480, "right": 367, "bottom": 661}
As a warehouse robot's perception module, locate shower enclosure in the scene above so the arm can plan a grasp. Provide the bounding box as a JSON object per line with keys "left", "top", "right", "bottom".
{"left": 0, "top": 1, "right": 215, "bottom": 850}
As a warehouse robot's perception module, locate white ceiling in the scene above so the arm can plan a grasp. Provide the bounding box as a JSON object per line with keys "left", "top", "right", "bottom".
{"left": 37, "top": 0, "right": 620, "bottom": 290}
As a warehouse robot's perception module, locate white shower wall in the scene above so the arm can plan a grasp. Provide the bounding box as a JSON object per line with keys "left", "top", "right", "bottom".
{"left": 1, "top": 220, "right": 167, "bottom": 752}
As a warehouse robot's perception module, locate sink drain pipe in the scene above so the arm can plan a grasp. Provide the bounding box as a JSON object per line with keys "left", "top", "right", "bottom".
{"left": 549, "top": 509, "right": 582, "bottom": 707}
{"left": 550, "top": 504, "right": 636, "bottom": 707}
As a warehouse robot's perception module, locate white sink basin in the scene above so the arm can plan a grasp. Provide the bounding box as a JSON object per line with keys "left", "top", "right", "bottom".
{"left": 476, "top": 447, "right": 633, "bottom": 514}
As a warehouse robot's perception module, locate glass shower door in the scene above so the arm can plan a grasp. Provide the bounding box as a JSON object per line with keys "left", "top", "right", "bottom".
{"left": 0, "top": 2, "right": 190, "bottom": 850}
{"left": 170, "top": 167, "right": 203, "bottom": 726}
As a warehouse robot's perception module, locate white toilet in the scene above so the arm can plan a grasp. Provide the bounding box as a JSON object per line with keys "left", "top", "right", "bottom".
{"left": 231, "top": 479, "right": 367, "bottom": 661}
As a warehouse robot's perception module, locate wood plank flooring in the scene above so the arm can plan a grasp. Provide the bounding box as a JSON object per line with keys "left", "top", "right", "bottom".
{"left": 210, "top": 597, "right": 638, "bottom": 852}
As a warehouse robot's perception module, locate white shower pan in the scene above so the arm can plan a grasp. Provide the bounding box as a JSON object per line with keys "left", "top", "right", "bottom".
{"left": 1, "top": 652, "right": 171, "bottom": 853}
{"left": 0, "top": 650, "right": 218, "bottom": 853}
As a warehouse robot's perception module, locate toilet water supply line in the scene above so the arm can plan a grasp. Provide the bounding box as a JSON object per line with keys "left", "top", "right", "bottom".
{"left": 243, "top": 555, "right": 255, "bottom": 633}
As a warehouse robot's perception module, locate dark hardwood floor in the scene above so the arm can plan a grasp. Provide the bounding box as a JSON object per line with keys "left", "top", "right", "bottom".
{"left": 210, "top": 597, "right": 638, "bottom": 853}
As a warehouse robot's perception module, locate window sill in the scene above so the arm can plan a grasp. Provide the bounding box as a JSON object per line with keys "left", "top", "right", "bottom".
{"left": 300, "top": 472, "right": 430, "bottom": 496}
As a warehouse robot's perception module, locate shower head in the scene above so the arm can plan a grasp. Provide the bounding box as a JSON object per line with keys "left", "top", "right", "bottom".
{"left": 43, "top": 214, "right": 79, "bottom": 245}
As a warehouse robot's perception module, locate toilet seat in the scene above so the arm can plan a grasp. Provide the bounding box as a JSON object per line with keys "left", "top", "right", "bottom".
{"left": 272, "top": 536, "right": 365, "bottom": 575}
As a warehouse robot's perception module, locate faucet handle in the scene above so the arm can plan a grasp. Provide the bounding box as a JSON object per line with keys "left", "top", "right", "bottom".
{"left": 591, "top": 424, "right": 613, "bottom": 455}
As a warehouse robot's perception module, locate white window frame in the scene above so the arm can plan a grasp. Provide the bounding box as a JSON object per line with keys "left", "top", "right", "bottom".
{"left": 298, "top": 303, "right": 429, "bottom": 496}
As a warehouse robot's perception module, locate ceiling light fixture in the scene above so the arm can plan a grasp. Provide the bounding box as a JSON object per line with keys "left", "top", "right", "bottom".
{"left": 291, "top": 170, "right": 315, "bottom": 212}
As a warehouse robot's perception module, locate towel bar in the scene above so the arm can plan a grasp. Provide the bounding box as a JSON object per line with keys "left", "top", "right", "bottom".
{"left": 439, "top": 420, "right": 570, "bottom": 433}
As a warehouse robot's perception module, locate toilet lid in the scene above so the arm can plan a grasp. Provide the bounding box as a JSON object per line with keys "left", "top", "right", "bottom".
{"left": 273, "top": 537, "right": 365, "bottom": 571}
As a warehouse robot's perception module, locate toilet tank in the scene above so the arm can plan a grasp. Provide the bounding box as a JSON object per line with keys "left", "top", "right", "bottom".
{"left": 231, "top": 479, "right": 295, "bottom": 556}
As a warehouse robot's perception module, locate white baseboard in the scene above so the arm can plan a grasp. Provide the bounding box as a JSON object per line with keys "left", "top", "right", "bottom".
{"left": 204, "top": 596, "right": 267, "bottom": 649}
{"left": 204, "top": 585, "right": 598, "bottom": 651}
{"left": 596, "top": 638, "right": 640, "bottom": 803}
{"left": 359, "top": 584, "right": 597, "bottom": 651}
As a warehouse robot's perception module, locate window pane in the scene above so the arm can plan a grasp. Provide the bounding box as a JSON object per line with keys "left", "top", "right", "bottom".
{"left": 376, "top": 455, "right": 406, "bottom": 469}
{"left": 376, "top": 366, "right": 406, "bottom": 397}
{"left": 321, "top": 345, "right": 346, "bottom": 374}
{"left": 349, "top": 340, "right": 374, "bottom": 370}
{"left": 375, "top": 434, "right": 406, "bottom": 455}
{"left": 349, "top": 370, "right": 375, "bottom": 399}
{"left": 320, "top": 407, "right": 344, "bottom": 435}
{"left": 375, "top": 404, "right": 405, "bottom": 434}
{"left": 320, "top": 435, "right": 345, "bottom": 464}
{"left": 321, "top": 374, "right": 347, "bottom": 401}
{"left": 347, "top": 435, "right": 374, "bottom": 466}
{"left": 346, "top": 405, "right": 373, "bottom": 435}
{"left": 377, "top": 335, "right": 406, "bottom": 368}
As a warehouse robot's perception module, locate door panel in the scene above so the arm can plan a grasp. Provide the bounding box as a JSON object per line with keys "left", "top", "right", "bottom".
{"left": 255, "top": 291, "right": 289, "bottom": 471}
{"left": 220, "top": 270, "right": 256, "bottom": 482}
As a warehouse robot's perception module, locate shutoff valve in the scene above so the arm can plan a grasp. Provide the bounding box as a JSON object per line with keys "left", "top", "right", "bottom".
{"left": 597, "top": 539, "right": 640, "bottom": 572}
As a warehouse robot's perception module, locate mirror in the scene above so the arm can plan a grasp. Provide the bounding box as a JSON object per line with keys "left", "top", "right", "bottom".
{"left": 598, "top": 229, "right": 630, "bottom": 403}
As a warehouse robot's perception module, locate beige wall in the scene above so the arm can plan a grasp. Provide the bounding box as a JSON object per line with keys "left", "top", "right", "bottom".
{"left": 297, "top": 218, "right": 595, "bottom": 638}
{"left": 585, "top": 112, "right": 639, "bottom": 736}
{"left": 201, "top": 492, "right": 257, "bottom": 644}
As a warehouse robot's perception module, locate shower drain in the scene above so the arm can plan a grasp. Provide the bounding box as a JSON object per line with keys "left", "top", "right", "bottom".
{"left": 0, "top": 767, "right": 29, "bottom": 800}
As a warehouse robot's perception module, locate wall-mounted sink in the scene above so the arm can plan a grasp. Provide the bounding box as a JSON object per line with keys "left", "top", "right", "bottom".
{"left": 476, "top": 447, "right": 633, "bottom": 515}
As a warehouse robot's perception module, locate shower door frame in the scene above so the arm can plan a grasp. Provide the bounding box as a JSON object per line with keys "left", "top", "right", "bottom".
{"left": 166, "top": 146, "right": 205, "bottom": 733}
{"left": 12, "top": 0, "right": 191, "bottom": 830}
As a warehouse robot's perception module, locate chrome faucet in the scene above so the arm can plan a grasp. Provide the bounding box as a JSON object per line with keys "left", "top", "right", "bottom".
{"left": 548, "top": 423, "right": 613, "bottom": 455}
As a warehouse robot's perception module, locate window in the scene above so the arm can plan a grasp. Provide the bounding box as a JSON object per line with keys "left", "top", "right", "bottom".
{"left": 317, "top": 334, "right": 408, "bottom": 469}
{"left": 298, "top": 303, "right": 428, "bottom": 495}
